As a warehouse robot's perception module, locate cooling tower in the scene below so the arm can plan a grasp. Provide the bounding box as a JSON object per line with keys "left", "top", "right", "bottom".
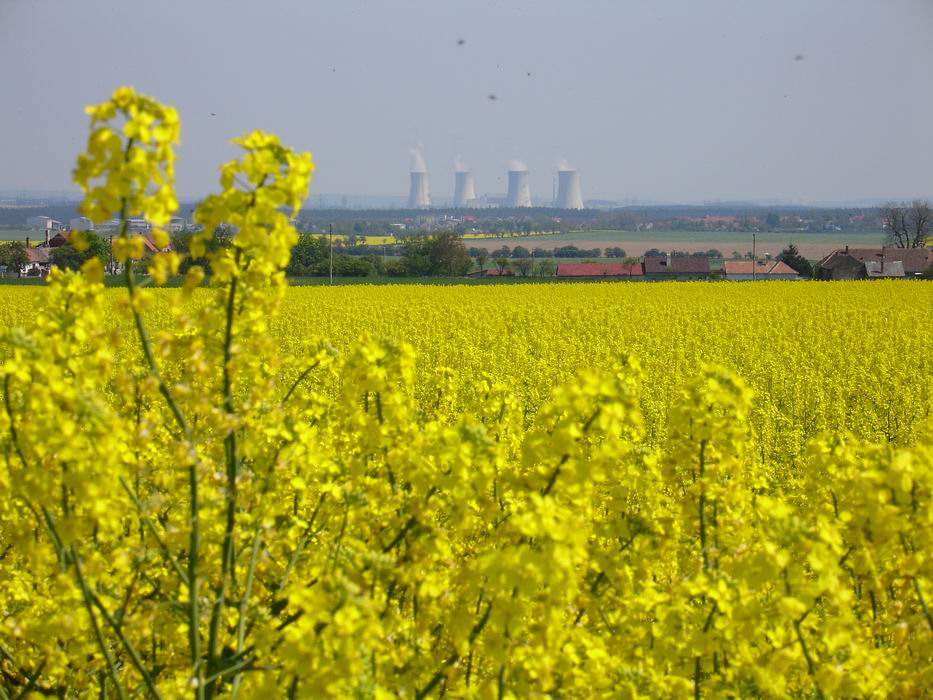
{"left": 556, "top": 169, "right": 584, "bottom": 209}
{"left": 453, "top": 171, "right": 476, "bottom": 208}
{"left": 408, "top": 171, "right": 431, "bottom": 209}
{"left": 506, "top": 169, "right": 532, "bottom": 208}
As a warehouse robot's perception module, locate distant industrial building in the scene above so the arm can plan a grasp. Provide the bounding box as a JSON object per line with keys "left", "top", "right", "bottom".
{"left": 555, "top": 170, "right": 584, "bottom": 209}
{"left": 453, "top": 171, "right": 477, "bottom": 208}
{"left": 408, "top": 171, "right": 431, "bottom": 209}
{"left": 397, "top": 155, "right": 591, "bottom": 210}
{"left": 506, "top": 167, "right": 532, "bottom": 208}
{"left": 69, "top": 216, "right": 94, "bottom": 231}
{"left": 26, "top": 215, "right": 63, "bottom": 231}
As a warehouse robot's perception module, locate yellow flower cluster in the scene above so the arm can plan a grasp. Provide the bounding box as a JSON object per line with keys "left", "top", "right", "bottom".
{"left": 74, "top": 87, "right": 179, "bottom": 232}
{"left": 1, "top": 89, "right": 932, "bottom": 698}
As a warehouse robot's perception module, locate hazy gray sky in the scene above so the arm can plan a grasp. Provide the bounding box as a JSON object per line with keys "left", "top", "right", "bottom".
{"left": 2, "top": 0, "right": 932, "bottom": 203}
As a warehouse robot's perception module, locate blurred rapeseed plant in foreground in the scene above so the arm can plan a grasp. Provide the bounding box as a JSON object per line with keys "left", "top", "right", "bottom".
{"left": 1, "top": 87, "right": 933, "bottom": 698}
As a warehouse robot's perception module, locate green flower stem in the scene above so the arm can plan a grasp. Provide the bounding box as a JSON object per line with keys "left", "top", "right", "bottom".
{"left": 230, "top": 529, "right": 263, "bottom": 700}
{"left": 119, "top": 477, "right": 190, "bottom": 587}
{"left": 84, "top": 564, "right": 165, "bottom": 699}
{"left": 114, "top": 169, "right": 200, "bottom": 697}
{"left": 206, "top": 251, "right": 242, "bottom": 698}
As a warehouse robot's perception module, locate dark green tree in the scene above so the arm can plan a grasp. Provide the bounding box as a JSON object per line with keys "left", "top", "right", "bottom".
{"left": 329, "top": 255, "right": 376, "bottom": 277}
{"left": 513, "top": 258, "right": 533, "bottom": 277}
{"left": 0, "top": 241, "right": 30, "bottom": 275}
{"left": 474, "top": 248, "right": 488, "bottom": 272}
{"left": 287, "top": 234, "right": 329, "bottom": 275}
{"left": 49, "top": 232, "right": 109, "bottom": 271}
{"left": 778, "top": 243, "right": 813, "bottom": 277}
{"left": 401, "top": 233, "right": 472, "bottom": 276}
{"left": 173, "top": 226, "right": 232, "bottom": 274}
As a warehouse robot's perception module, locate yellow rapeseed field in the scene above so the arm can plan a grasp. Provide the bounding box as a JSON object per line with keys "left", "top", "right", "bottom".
{"left": 276, "top": 281, "right": 933, "bottom": 450}
{"left": 4, "top": 280, "right": 930, "bottom": 456}
{"left": 2, "top": 87, "right": 933, "bottom": 698}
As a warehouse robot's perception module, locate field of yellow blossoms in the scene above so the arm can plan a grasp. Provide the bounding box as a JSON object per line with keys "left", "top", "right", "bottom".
{"left": 1, "top": 87, "right": 932, "bottom": 699}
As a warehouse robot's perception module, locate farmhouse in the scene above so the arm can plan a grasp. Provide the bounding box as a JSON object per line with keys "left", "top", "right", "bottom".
{"left": 816, "top": 247, "right": 933, "bottom": 280}
{"left": 723, "top": 260, "right": 799, "bottom": 280}
{"left": 643, "top": 254, "right": 710, "bottom": 279}
{"left": 862, "top": 260, "right": 905, "bottom": 278}
{"left": 142, "top": 234, "right": 172, "bottom": 254}
{"left": 556, "top": 262, "right": 643, "bottom": 278}
{"left": 46, "top": 230, "right": 71, "bottom": 248}
{"left": 466, "top": 267, "right": 514, "bottom": 278}
{"left": 816, "top": 250, "right": 863, "bottom": 280}
{"left": 23, "top": 247, "right": 50, "bottom": 276}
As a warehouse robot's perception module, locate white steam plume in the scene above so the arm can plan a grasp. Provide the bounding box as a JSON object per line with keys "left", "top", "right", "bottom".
{"left": 409, "top": 146, "right": 427, "bottom": 173}
{"left": 454, "top": 155, "right": 469, "bottom": 173}
{"left": 508, "top": 159, "right": 527, "bottom": 172}
{"left": 556, "top": 157, "right": 575, "bottom": 172}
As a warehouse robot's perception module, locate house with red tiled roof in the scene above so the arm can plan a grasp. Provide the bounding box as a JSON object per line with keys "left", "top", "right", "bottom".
{"left": 41, "top": 230, "right": 171, "bottom": 255}
{"left": 142, "top": 234, "right": 173, "bottom": 254}
{"left": 723, "top": 260, "right": 800, "bottom": 280}
{"left": 556, "top": 262, "right": 643, "bottom": 278}
{"left": 46, "top": 230, "right": 70, "bottom": 248}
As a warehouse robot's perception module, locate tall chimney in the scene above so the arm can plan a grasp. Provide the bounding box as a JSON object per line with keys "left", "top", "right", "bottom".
{"left": 453, "top": 171, "right": 476, "bottom": 208}
{"left": 555, "top": 169, "right": 584, "bottom": 209}
{"left": 408, "top": 171, "right": 431, "bottom": 209}
{"left": 506, "top": 169, "right": 532, "bottom": 208}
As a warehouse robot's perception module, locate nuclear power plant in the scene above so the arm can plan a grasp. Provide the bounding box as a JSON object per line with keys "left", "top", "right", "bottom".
{"left": 506, "top": 167, "right": 532, "bottom": 208}
{"left": 453, "top": 170, "right": 476, "bottom": 208}
{"left": 407, "top": 170, "right": 431, "bottom": 209}
{"left": 404, "top": 155, "right": 586, "bottom": 209}
{"left": 556, "top": 169, "right": 584, "bottom": 209}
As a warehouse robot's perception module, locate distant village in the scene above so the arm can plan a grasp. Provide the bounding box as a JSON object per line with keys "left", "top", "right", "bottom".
{"left": 469, "top": 247, "right": 933, "bottom": 281}
{"left": 2, "top": 204, "right": 931, "bottom": 282}
{"left": 13, "top": 214, "right": 180, "bottom": 277}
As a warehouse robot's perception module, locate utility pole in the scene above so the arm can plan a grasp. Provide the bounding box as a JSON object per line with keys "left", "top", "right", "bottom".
{"left": 329, "top": 223, "right": 334, "bottom": 284}
{"left": 752, "top": 233, "right": 757, "bottom": 281}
